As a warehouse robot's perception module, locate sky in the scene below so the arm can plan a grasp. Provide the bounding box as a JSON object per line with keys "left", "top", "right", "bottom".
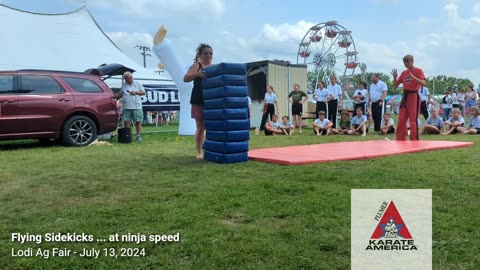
{"left": 2, "top": 0, "right": 480, "bottom": 87}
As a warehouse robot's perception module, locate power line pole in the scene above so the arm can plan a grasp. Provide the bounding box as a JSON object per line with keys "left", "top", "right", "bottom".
{"left": 134, "top": 45, "right": 151, "bottom": 68}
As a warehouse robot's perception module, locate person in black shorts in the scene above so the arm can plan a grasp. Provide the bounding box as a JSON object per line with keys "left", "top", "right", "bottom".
{"left": 288, "top": 83, "right": 308, "bottom": 133}
{"left": 183, "top": 43, "right": 213, "bottom": 159}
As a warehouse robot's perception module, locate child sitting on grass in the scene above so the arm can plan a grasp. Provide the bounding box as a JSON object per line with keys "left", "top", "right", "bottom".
{"left": 313, "top": 111, "right": 333, "bottom": 136}
{"left": 347, "top": 108, "right": 368, "bottom": 136}
{"left": 460, "top": 107, "right": 480, "bottom": 135}
{"left": 421, "top": 108, "right": 443, "bottom": 134}
{"left": 265, "top": 114, "right": 284, "bottom": 136}
{"left": 332, "top": 111, "right": 351, "bottom": 135}
{"left": 380, "top": 112, "right": 395, "bottom": 135}
{"left": 280, "top": 116, "right": 295, "bottom": 135}
{"left": 441, "top": 108, "right": 465, "bottom": 135}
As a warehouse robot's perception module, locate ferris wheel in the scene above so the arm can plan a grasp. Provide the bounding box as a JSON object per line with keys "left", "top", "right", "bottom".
{"left": 297, "top": 21, "right": 358, "bottom": 105}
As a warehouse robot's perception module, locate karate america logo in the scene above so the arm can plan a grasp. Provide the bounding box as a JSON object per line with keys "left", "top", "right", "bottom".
{"left": 365, "top": 201, "right": 418, "bottom": 251}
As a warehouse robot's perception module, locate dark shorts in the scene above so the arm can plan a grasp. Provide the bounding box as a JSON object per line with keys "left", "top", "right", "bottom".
{"left": 191, "top": 105, "right": 204, "bottom": 121}
{"left": 313, "top": 129, "right": 327, "bottom": 136}
{"left": 476, "top": 128, "right": 480, "bottom": 134}
{"left": 385, "top": 126, "right": 395, "bottom": 134}
{"left": 292, "top": 103, "right": 303, "bottom": 116}
{"left": 352, "top": 124, "right": 369, "bottom": 133}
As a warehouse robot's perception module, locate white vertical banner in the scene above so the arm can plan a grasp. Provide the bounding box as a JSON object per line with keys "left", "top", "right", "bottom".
{"left": 351, "top": 189, "right": 432, "bottom": 270}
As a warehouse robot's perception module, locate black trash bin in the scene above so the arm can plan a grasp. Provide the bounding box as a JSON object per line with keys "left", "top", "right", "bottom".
{"left": 118, "top": 127, "right": 132, "bottom": 143}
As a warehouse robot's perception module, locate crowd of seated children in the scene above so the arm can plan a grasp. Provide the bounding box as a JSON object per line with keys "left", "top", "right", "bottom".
{"left": 441, "top": 108, "right": 465, "bottom": 135}
{"left": 347, "top": 108, "right": 368, "bottom": 136}
{"left": 270, "top": 105, "right": 480, "bottom": 137}
{"left": 313, "top": 111, "right": 333, "bottom": 136}
{"left": 460, "top": 107, "right": 480, "bottom": 135}
{"left": 265, "top": 114, "right": 284, "bottom": 136}
{"left": 332, "top": 111, "right": 351, "bottom": 135}
{"left": 421, "top": 108, "right": 443, "bottom": 135}
{"left": 280, "top": 116, "right": 295, "bottom": 135}
{"left": 380, "top": 112, "right": 395, "bottom": 135}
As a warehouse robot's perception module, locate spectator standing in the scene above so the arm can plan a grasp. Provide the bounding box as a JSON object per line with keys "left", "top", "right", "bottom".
{"left": 120, "top": 71, "right": 146, "bottom": 142}
{"left": 451, "top": 91, "right": 460, "bottom": 109}
{"left": 353, "top": 81, "right": 368, "bottom": 113}
{"left": 288, "top": 83, "right": 308, "bottom": 133}
{"left": 327, "top": 76, "right": 343, "bottom": 128}
{"left": 314, "top": 81, "right": 333, "bottom": 118}
{"left": 259, "top": 85, "right": 279, "bottom": 131}
{"left": 441, "top": 91, "right": 453, "bottom": 121}
{"left": 369, "top": 73, "right": 388, "bottom": 132}
{"left": 464, "top": 86, "right": 478, "bottom": 116}
{"left": 418, "top": 86, "right": 431, "bottom": 121}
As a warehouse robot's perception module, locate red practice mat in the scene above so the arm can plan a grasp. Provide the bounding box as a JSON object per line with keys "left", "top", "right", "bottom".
{"left": 248, "top": 140, "right": 473, "bottom": 165}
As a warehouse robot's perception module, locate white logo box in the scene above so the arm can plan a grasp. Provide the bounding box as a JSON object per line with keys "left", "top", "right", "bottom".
{"left": 351, "top": 189, "right": 432, "bottom": 270}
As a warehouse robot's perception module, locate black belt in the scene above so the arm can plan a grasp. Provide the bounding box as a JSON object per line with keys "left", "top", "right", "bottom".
{"left": 400, "top": 90, "right": 417, "bottom": 108}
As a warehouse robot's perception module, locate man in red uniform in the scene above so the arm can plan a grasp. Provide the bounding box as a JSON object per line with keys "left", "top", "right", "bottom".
{"left": 392, "top": 55, "right": 426, "bottom": 140}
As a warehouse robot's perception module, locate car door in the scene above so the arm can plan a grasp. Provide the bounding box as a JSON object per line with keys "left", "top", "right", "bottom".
{"left": 16, "top": 74, "right": 74, "bottom": 135}
{"left": 0, "top": 74, "right": 17, "bottom": 135}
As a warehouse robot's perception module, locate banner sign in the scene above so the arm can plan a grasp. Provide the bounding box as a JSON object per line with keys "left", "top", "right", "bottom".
{"left": 141, "top": 84, "right": 180, "bottom": 111}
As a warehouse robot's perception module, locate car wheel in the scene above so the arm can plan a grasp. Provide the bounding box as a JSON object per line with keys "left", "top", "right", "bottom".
{"left": 63, "top": 115, "right": 97, "bottom": 146}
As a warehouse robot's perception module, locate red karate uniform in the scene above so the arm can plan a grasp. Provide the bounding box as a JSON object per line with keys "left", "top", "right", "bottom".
{"left": 395, "top": 67, "right": 426, "bottom": 140}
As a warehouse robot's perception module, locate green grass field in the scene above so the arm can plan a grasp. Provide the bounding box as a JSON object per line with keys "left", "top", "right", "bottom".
{"left": 0, "top": 128, "right": 479, "bottom": 269}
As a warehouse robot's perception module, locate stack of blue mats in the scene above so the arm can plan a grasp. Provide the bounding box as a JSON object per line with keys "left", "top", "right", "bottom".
{"left": 202, "top": 63, "right": 250, "bottom": 164}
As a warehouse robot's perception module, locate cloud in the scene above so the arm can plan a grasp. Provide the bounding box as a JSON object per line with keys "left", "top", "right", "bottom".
{"left": 260, "top": 21, "right": 314, "bottom": 43}
{"left": 474, "top": 2, "right": 480, "bottom": 13}
{"left": 107, "top": 32, "right": 156, "bottom": 67}
{"left": 355, "top": 40, "right": 399, "bottom": 72}
{"left": 408, "top": 2, "right": 480, "bottom": 85}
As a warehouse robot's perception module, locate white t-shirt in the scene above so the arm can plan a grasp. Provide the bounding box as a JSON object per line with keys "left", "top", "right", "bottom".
{"left": 314, "top": 88, "right": 332, "bottom": 102}
{"left": 419, "top": 87, "right": 430, "bottom": 102}
{"left": 442, "top": 95, "right": 453, "bottom": 109}
{"left": 369, "top": 80, "right": 388, "bottom": 102}
{"left": 352, "top": 115, "right": 367, "bottom": 125}
{"left": 327, "top": 84, "right": 342, "bottom": 100}
{"left": 468, "top": 115, "right": 480, "bottom": 128}
{"left": 353, "top": 89, "right": 369, "bottom": 104}
{"left": 451, "top": 93, "right": 460, "bottom": 105}
{"left": 314, "top": 118, "right": 331, "bottom": 127}
{"left": 121, "top": 80, "right": 145, "bottom": 110}
{"left": 264, "top": 92, "right": 278, "bottom": 104}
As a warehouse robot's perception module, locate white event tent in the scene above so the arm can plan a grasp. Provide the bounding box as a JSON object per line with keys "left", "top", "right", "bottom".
{"left": 0, "top": 4, "right": 170, "bottom": 87}
{"left": 0, "top": 4, "right": 197, "bottom": 135}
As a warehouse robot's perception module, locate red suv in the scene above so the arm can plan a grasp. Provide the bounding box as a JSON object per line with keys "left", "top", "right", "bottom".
{"left": 0, "top": 68, "right": 119, "bottom": 146}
